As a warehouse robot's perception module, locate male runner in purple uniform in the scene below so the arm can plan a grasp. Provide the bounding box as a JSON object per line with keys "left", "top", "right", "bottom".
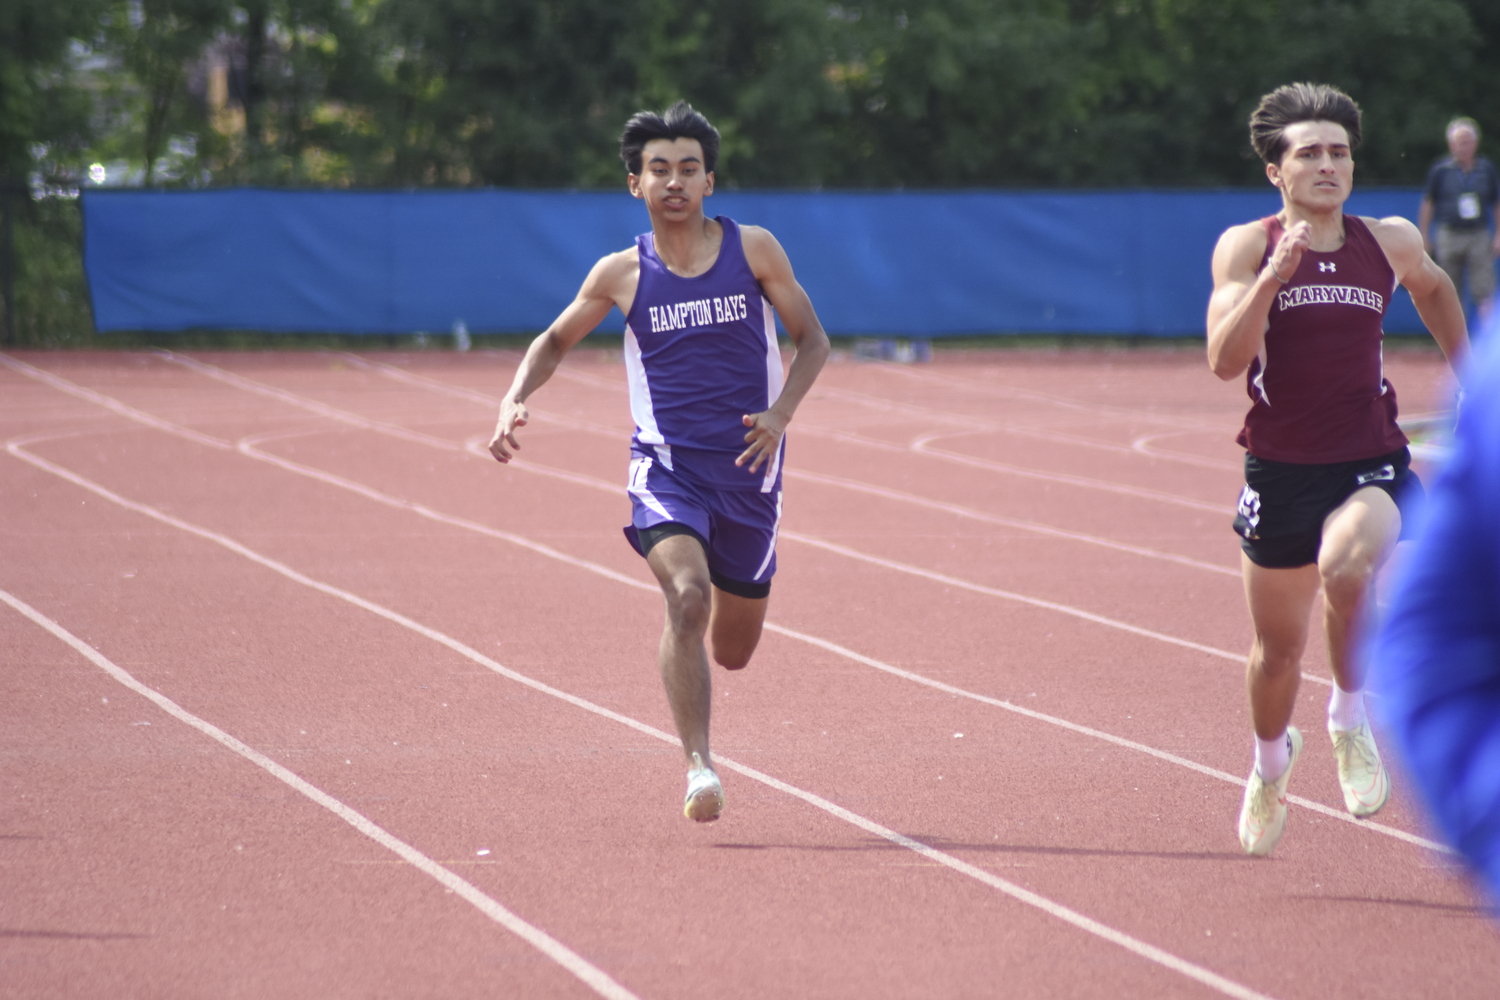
{"left": 488, "top": 101, "right": 830, "bottom": 823}
{"left": 1206, "top": 83, "right": 1466, "bottom": 855}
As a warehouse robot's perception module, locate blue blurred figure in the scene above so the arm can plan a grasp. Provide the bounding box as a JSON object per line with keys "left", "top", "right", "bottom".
{"left": 1373, "top": 306, "right": 1500, "bottom": 904}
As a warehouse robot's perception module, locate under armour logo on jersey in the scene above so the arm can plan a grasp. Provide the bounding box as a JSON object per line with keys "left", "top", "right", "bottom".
{"left": 1318, "top": 261, "right": 1337, "bottom": 273}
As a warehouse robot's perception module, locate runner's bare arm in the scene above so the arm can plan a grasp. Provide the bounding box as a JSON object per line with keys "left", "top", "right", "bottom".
{"left": 489, "top": 250, "right": 637, "bottom": 463}
{"left": 1206, "top": 220, "right": 1308, "bottom": 379}
{"left": 1370, "top": 216, "right": 1468, "bottom": 373}
{"left": 736, "top": 226, "right": 831, "bottom": 474}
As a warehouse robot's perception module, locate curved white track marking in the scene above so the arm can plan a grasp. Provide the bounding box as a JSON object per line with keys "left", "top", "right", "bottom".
{"left": 6, "top": 359, "right": 1324, "bottom": 687}
{"left": 1131, "top": 431, "right": 1242, "bottom": 472}
{"left": 0, "top": 460, "right": 1283, "bottom": 1000}
{"left": 320, "top": 356, "right": 1238, "bottom": 577}
{"left": 154, "top": 349, "right": 463, "bottom": 452}
{"left": 784, "top": 531, "right": 1245, "bottom": 662}
{"left": 238, "top": 434, "right": 657, "bottom": 593}
{"left": 813, "top": 383, "right": 1224, "bottom": 464}
{"left": 789, "top": 468, "right": 1239, "bottom": 577}
{"left": 2, "top": 414, "right": 1434, "bottom": 853}
{"left": 454, "top": 438, "right": 1252, "bottom": 657}
{"left": 0, "top": 589, "right": 643, "bottom": 1000}
{"left": 909, "top": 430, "right": 1227, "bottom": 513}
{"left": 871, "top": 362, "right": 1221, "bottom": 432}
{"left": 0, "top": 354, "right": 233, "bottom": 450}
{"left": 7, "top": 348, "right": 1276, "bottom": 670}
{"left": 460, "top": 441, "right": 1325, "bottom": 691}
{"left": 330, "top": 353, "right": 627, "bottom": 439}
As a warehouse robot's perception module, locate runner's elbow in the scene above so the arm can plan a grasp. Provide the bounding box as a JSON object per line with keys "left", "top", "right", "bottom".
{"left": 1207, "top": 343, "right": 1245, "bottom": 380}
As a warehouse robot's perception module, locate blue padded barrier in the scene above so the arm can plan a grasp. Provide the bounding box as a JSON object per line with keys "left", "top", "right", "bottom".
{"left": 82, "top": 187, "right": 1439, "bottom": 336}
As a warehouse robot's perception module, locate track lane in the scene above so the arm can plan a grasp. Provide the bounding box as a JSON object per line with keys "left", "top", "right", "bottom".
{"left": 1, "top": 587, "right": 641, "bottom": 1000}
{"left": 9, "top": 356, "right": 1429, "bottom": 826}
{"left": 2, "top": 431, "right": 1464, "bottom": 1000}
{"left": 8, "top": 347, "right": 1488, "bottom": 995}
{"left": 5, "top": 432, "right": 1281, "bottom": 1000}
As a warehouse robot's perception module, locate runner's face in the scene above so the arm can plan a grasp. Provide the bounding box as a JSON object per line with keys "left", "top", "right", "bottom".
{"left": 1267, "top": 121, "right": 1352, "bottom": 211}
{"left": 628, "top": 138, "right": 714, "bottom": 221}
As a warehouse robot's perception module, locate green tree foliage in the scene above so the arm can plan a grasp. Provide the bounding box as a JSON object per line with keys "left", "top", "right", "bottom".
{"left": 5, "top": 0, "right": 1494, "bottom": 341}
{"left": 6, "top": 0, "right": 1493, "bottom": 191}
{"left": 0, "top": 0, "right": 102, "bottom": 183}
{"left": 102, "top": 0, "right": 229, "bottom": 183}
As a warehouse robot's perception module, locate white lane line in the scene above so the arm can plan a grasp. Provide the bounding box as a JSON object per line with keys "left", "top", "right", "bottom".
{"left": 2, "top": 387, "right": 1437, "bottom": 857}
{"left": 788, "top": 468, "right": 1239, "bottom": 578}
{"left": 784, "top": 531, "right": 1246, "bottom": 662}
{"left": 448, "top": 437, "right": 1270, "bottom": 676}
{"left": 330, "top": 352, "right": 628, "bottom": 439}
{"left": 870, "top": 363, "right": 1221, "bottom": 432}
{"left": 153, "top": 349, "right": 463, "bottom": 452}
{"left": 788, "top": 419, "right": 1231, "bottom": 516}
{"left": 0, "top": 451, "right": 1282, "bottom": 1000}
{"left": 241, "top": 426, "right": 1241, "bottom": 701}
{"left": 239, "top": 433, "right": 655, "bottom": 594}
{"left": 910, "top": 431, "right": 1228, "bottom": 514}
{"left": 811, "top": 382, "right": 1218, "bottom": 464}
{"left": 0, "top": 587, "right": 643, "bottom": 1000}
{"left": 328, "top": 353, "right": 1237, "bottom": 577}
{"left": 2, "top": 359, "right": 1318, "bottom": 699}
{"left": 1131, "top": 431, "right": 1242, "bottom": 472}
{"left": 768, "top": 625, "right": 1449, "bottom": 854}
{"left": 18, "top": 365, "right": 1423, "bottom": 836}
{"left": 0, "top": 354, "right": 233, "bottom": 450}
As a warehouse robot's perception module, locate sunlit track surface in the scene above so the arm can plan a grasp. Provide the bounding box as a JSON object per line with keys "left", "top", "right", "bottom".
{"left": 1, "top": 347, "right": 1486, "bottom": 1000}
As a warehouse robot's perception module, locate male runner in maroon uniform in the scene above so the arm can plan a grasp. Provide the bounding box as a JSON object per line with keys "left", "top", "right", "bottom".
{"left": 1206, "top": 83, "right": 1467, "bottom": 856}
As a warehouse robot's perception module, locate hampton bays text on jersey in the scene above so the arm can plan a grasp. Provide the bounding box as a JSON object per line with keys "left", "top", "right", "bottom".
{"left": 647, "top": 294, "right": 751, "bottom": 334}
{"left": 1276, "top": 284, "right": 1384, "bottom": 313}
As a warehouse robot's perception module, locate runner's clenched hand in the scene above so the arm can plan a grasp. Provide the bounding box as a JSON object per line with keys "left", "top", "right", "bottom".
{"left": 489, "top": 398, "right": 529, "bottom": 463}
{"left": 737, "top": 409, "right": 788, "bottom": 474}
{"left": 1269, "top": 220, "right": 1311, "bottom": 282}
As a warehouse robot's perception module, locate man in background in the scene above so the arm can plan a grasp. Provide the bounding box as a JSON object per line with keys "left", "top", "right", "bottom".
{"left": 1419, "top": 118, "right": 1500, "bottom": 323}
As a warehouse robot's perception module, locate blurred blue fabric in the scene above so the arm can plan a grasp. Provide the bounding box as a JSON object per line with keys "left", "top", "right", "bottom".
{"left": 1372, "top": 305, "right": 1500, "bottom": 906}
{"left": 81, "top": 187, "right": 1439, "bottom": 336}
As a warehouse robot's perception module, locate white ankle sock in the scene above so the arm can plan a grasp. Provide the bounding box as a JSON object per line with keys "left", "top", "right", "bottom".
{"left": 1328, "top": 685, "right": 1367, "bottom": 731}
{"left": 1255, "top": 731, "right": 1291, "bottom": 782}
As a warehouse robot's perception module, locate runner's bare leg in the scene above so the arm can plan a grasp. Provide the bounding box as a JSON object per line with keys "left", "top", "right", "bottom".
{"left": 646, "top": 535, "right": 716, "bottom": 766}
{"left": 1243, "top": 558, "right": 1320, "bottom": 740}
{"left": 1318, "top": 487, "right": 1402, "bottom": 691}
{"left": 709, "top": 587, "right": 769, "bottom": 670}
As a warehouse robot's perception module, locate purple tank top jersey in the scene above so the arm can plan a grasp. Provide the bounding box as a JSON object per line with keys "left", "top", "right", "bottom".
{"left": 623, "top": 216, "right": 785, "bottom": 492}
{"left": 1237, "top": 214, "right": 1407, "bottom": 464}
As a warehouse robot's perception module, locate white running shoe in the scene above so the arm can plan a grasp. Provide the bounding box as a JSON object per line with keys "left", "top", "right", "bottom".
{"left": 1238, "top": 727, "right": 1303, "bottom": 856}
{"left": 1329, "top": 721, "right": 1391, "bottom": 818}
{"left": 683, "top": 752, "right": 724, "bottom": 823}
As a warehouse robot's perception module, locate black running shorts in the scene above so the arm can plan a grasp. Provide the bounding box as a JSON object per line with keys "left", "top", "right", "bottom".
{"left": 1232, "top": 447, "right": 1422, "bottom": 569}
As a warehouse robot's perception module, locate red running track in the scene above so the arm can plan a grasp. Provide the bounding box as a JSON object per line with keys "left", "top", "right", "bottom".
{"left": 2, "top": 345, "right": 1494, "bottom": 999}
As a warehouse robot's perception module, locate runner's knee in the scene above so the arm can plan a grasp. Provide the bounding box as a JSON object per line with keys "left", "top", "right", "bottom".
{"left": 711, "top": 630, "right": 759, "bottom": 670}
{"left": 712, "top": 646, "right": 753, "bottom": 671}
{"left": 1319, "top": 553, "right": 1375, "bottom": 615}
{"left": 1251, "top": 637, "right": 1305, "bottom": 680}
{"left": 662, "top": 577, "right": 712, "bottom": 634}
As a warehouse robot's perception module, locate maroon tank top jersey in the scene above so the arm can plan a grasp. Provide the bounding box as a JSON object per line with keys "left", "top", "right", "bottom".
{"left": 1237, "top": 214, "right": 1408, "bottom": 463}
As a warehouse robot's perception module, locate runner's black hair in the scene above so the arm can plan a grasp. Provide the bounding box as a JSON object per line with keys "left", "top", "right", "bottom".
{"left": 1249, "top": 83, "right": 1362, "bottom": 164}
{"left": 619, "top": 101, "right": 720, "bottom": 175}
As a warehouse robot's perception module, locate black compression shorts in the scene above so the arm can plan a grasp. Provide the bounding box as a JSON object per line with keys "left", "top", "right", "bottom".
{"left": 1232, "top": 447, "right": 1422, "bottom": 569}
{"left": 634, "top": 522, "right": 772, "bottom": 599}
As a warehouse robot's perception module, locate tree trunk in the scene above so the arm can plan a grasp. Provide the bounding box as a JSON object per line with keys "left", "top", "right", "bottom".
{"left": 243, "top": 0, "right": 269, "bottom": 165}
